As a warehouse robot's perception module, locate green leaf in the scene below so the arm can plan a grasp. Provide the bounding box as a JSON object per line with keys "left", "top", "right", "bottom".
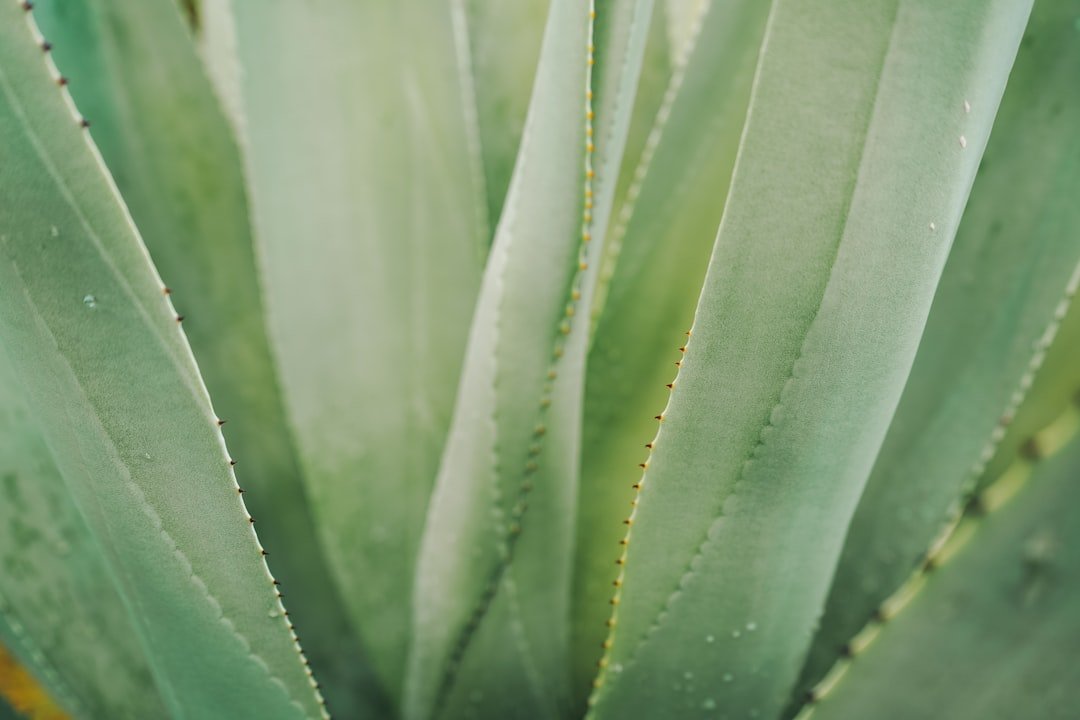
{"left": 797, "top": 0, "right": 1080, "bottom": 698}
{"left": 594, "top": 2, "right": 672, "bottom": 274}
{"left": 573, "top": 0, "right": 770, "bottom": 701}
{"left": 0, "top": 341, "right": 163, "bottom": 719}
{"left": 587, "top": 1, "right": 1031, "bottom": 718}
{"left": 406, "top": 2, "right": 655, "bottom": 717}
{"left": 662, "top": 0, "right": 707, "bottom": 66}
{"left": 801, "top": 400, "right": 1080, "bottom": 720}
{"left": 202, "top": 0, "right": 491, "bottom": 699}
{"left": 31, "top": 1, "right": 384, "bottom": 715}
{"left": 463, "top": 0, "right": 550, "bottom": 232}
{"left": 979, "top": 300, "right": 1080, "bottom": 486}
{"left": 0, "top": 8, "right": 323, "bottom": 719}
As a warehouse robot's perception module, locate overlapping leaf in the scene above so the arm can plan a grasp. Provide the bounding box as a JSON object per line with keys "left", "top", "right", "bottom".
{"left": 798, "top": 0, "right": 1080, "bottom": 697}
{"left": 573, "top": 0, "right": 770, "bottom": 700}
{"left": 31, "top": 1, "right": 381, "bottom": 714}
{"left": 804, "top": 399, "right": 1080, "bottom": 719}
{"left": 0, "top": 340, "right": 162, "bottom": 719}
{"left": 588, "top": 1, "right": 1032, "bottom": 718}
{"left": 407, "top": 1, "right": 655, "bottom": 717}
{"left": 201, "top": 0, "right": 490, "bottom": 700}
{"left": 463, "top": 0, "right": 550, "bottom": 232}
{"left": 0, "top": 7, "right": 323, "bottom": 718}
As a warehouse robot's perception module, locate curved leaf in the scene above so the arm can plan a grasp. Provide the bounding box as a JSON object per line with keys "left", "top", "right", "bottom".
{"left": 802, "top": 400, "right": 1080, "bottom": 720}
{"left": 573, "top": 0, "right": 769, "bottom": 700}
{"left": 0, "top": 340, "right": 162, "bottom": 719}
{"left": 588, "top": 1, "right": 1031, "bottom": 718}
{"left": 202, "top": 0, "right": 490, "bottom": 699}
{"left": 31, "top": 1, "right": 382, "bottom": 715}
{"left": 406, "top": 1, "right": 655, "bottom": 717}
{"left": 798, "top": 0, "right": 1080, "bottom": 697}
{"left": 463, "top": 0, "right": 549, "bottom": 232}
{"left": 0, "top": 8, "right": 323, "bottom": 719}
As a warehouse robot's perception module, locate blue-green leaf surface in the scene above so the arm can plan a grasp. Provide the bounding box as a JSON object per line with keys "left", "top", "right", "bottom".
{"left": 802, "top": 399, "right": 1080, "bottom": 720}
{"left": 463, "top": 0, "right": 549, "bottom": 233}
{"left": 406, "top": 2, "right": 655, "bottom": 718}
{"left": 201, "top": 0, "right": 490, "bottom": 700}
{"left": 0, "top": 7, "right": 323, "bottom": 719}
{"left": 0, "top": 341, "right": 162, "bottom": 719}
{"left": 31, "top": 1, "right": 382, "bottom": 714}
{"left": 588, "top": 1, "right": 1031, "bottom": 718}
{"left": 574, "top": 0, "right": 769, "bottom": 700}
{"left": 798, "top": 0, "right": 1080, "bottom": 697}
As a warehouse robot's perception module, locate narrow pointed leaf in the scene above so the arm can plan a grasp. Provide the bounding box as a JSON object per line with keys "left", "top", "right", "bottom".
{"left": 804, "top": 400, "right": 1080, "bottom": 720}
{"left": 588, "top": 1, "right": 1031, "bottom": 718}
{"left": 32, "top": 1, "right": 382, "bottom": 714}
{"left": 0, "top": 341, "right": 162, "bottom": 719}
{"left": 0, "top": 9, "right": 323, "bottom": 719}
{"left": 407, "top": 2, "right": 654, "bottom": 717}
{"left": 203, "top": 0, "right": 489, "bottom": 697}
{"left": 574, "top": 0, "right": 769, "bottom": 698}
{"left": 463, "top": 0, "right": 550, "bottom": 231}
{"left": 599, "top": 4, "right": 671, "bottom": 257}
{"left": 799, "top": 0, "right": 1080, "bottom": 696}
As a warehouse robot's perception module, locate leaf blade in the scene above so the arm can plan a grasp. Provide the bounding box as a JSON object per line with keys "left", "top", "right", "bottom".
{"left": 574, "top": 0, "right": 770, "bottom": 700}
{"left": 798, "top": 0, "right": 1080, "bottom": 698}
{"left": 406, "top": 1, "right": 656, "bottom": 717}
{"left": 0, "top": 8, "right": 323, "bottom": 719}
{"left": 805, "top": 400, "right": 1080, "bottom": 720}
{"left": 588, "top": 1, "right": 1032, "bottom": 717}
{"left": 0, "top": 340, "right": 163, "bottom": 719}
{"left": 204, "top": 0, "right": 491, "bottom": 698}
{"left": 31, "top": 1, "right": 384, "bottom": 714}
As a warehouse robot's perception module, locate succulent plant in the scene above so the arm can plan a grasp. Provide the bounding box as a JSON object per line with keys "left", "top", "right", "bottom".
{"left": 1, "top": 0, "right": 1078, "bottom": 719}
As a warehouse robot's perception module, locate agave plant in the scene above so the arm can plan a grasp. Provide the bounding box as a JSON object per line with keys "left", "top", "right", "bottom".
{"left": 1, "top": 0, "right": 1078, "bottom": 718}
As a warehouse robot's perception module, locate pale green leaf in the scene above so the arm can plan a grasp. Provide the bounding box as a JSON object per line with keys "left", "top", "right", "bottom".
{"left": 803, "top": 401, "right": 1080, "bottom": 720}
{"left": 0, "top": 344, "right": 162, "bottom": 719}
{"left": 32, "top": 1, "right": 384, "bottom": 714}
{"left": 463, "top": 0, "right": 550, "bottom": 232}
{"left": 202, "top": 0, "right": 490, "bottom": 700}
{"left": 979, "top": 301, "right": 1080, "bottom": 485}
{"left": 798, "top": 0, "right": 1080, "bottom": 698}
{"left": 663, "top": 0, "right": 707, "bottom": 66}
{"left": 406, "top": 1, "right": 655, "bottom": 718}
{"left": 596, "top": 2, "right": 671, "bottom": 268}
{"left": 0, "top": 8, "right": 323, "bottom": 719}
{"left": 587, "top": 1, "right": 1031, "bottom": 718}
{"left": 573, "top": 0, "right": 770, "bottom": 701}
